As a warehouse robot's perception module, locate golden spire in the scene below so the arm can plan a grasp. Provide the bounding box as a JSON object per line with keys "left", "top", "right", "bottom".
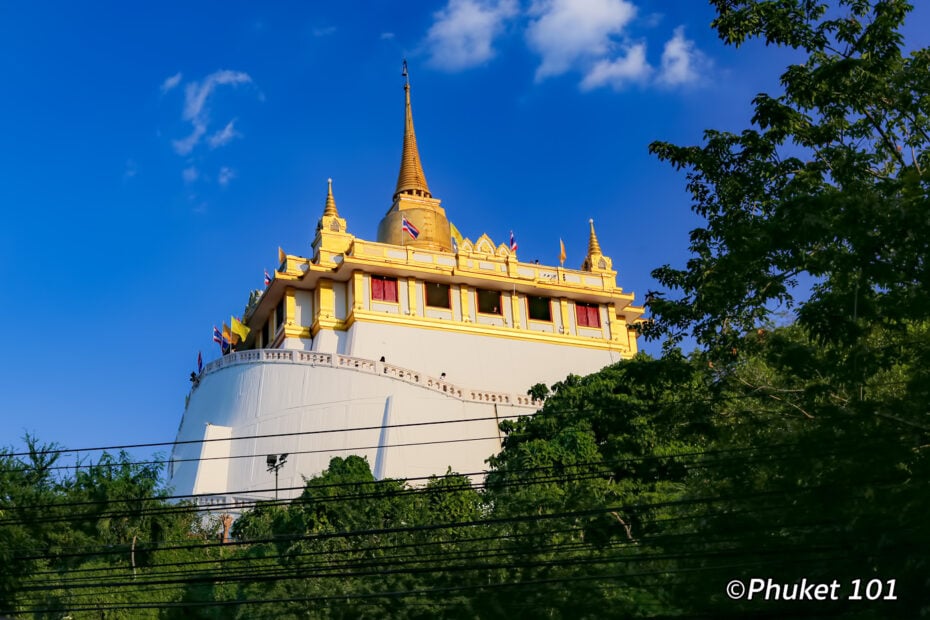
{"left": 394, "top": 61, "right": 431, "bottom": 200}
{"left": 312, "top": 177, "right": 351, "bottom": 266}
{"left": 582, "top": 218, "right": 612, "bottom": 273}
{"left": 323, "top": 177, "right": 338, "bottom": 217}
{"left": 587, "top": 219, "right": 602, "bottom": 255}
{"left": 376, "top": 63, "right": 451, "bottom": 252}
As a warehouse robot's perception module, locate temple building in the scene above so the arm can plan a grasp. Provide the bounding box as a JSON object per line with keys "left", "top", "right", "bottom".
{"left": 168, "top": 76, "right": 644, "bottom": 506}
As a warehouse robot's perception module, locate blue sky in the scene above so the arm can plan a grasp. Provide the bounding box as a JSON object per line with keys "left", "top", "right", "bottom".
{"left": 1, "top": 1, "right": 928, "bottom": 457}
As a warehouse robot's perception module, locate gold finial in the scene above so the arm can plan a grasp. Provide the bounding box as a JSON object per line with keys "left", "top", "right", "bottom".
{"left": 394, "top": 61, "right": 431, "bottom": 200}
{"left": 587, "top": 218, "right": 602, "bottom": 255}
{"left": 323, "top": 177, "right": 338, "bottom": 217}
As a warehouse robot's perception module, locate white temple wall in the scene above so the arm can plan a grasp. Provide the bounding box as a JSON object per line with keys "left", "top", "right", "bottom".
{"left": 170, "top": 358, "right": 531, "bottom": 500}
{"left": 344, "top": 321, "right": 621, "bottom": 394}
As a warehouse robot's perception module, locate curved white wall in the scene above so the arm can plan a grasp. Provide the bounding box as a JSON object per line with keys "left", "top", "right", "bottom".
{"left": 170, "top": 352, "right": 538, "bottom": 501}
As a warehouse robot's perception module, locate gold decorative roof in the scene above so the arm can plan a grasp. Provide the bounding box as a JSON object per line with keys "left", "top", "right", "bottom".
{"left": 323, "top": 177, "right": 338, "bottom": 217}
{"left": 377, "top": 69, "right": 452, "bottom": 252}
{"left": 394, "top": 82, "right": 431, "bottom": 200}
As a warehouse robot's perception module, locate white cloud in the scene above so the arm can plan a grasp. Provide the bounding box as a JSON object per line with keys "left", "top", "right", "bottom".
{"left": 172, "top": 124, "right": 206, "bottom": 156}
{"left": 124, "top": 158, "right": 138, "bottom": 179}
{"left": 208, "top": 120, "right": 241, "bottom": 149}
{"left": 380, "top": 32, "right": 395, "bottom": 40}
{"left": 426, "top": 0, "right": 518, "bottom": 71}
{"left": 182, "top": 70, "right": 252, "bottom": 123}
{"left": 657, "top": 27, "right": 703, "bottom": 86}
{"left": 169, "top": 70, "right": 252, "bottom": 156}
{"left": 580, "top": 43, "right": 651, "bottom": 90}
{"left": 160, "top": 72, "right": 182, "bottom": 94}
{"left": 182, "top": 166, "right": 199, "bottom": 184}
{"left": 526, "top": 0, "right": 637, "bottom": 81}
{"left": 218, "top": 166, "right": 236, "bottom": 187}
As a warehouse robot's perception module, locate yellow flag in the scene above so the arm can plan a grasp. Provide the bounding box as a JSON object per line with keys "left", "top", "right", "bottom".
{"left": 450, "top": 222, "right": 464, "bottom": 247}
{"left": 231, "top": 317, "right": 251, "bottom": 343}
{"left": 278, "top": 246, "right": 286, "bottom": 268}
{"left": 559, "top": 238, "right": 566, "bottom": 265}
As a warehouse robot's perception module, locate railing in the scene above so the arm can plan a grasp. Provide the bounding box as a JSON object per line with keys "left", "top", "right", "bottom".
{"left": 199, "top": 349, "right": 543, "bottom": 408}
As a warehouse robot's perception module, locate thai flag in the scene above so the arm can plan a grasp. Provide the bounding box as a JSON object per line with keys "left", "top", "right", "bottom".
{"left": 212, "top": 326, "right": 223, "bottom": 344}
{"left": 197, "top": 351, "right": 203, "bottom": 374}
{"left": 402, "top": 216, "right": 420, "bottom": 240}
{"left": 510, "top": 231, "right": 518, "bottom": 252}
{"left": 264, "top": 269, "right": 272, "bottom": 286}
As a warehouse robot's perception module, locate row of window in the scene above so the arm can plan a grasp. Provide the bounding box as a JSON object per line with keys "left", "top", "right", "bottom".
{"left": 370, "top": 275, "right": 601, "bottom": 327}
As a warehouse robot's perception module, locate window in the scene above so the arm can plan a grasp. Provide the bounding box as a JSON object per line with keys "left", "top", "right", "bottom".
{"left": 476, "top": 288, "right": 501, "bottom": 315}
{"left": 425, "top": 282, "right": 451, "bottom": 308}
{"left": 263, "top": 318, "right": 271, "bottom": 347}
{"left": 275, "top": 298, "right": 285, "bottom": 331}
{"left": 527, "top": 296, "right": 552, "bottom": 321}
{"left": 576, "top": 302, "right": 600, "bottom": 327}
{"left": 371, "top": 275, "right": 399, "bottom": 302}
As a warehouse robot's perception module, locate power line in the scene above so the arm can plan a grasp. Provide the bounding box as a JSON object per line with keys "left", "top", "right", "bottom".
{"left": 7, "top": 472, "right": 907, "bottom": 563}
{"left": 5, "top": 379, "right": 919, "bottom": 460}
{"left": 3, "top": 554, "right": 861, "bottom": 615}
{"left": 0, "top": 434, "right": 503, "bottom": 474}
{"left": 0, "top": 412, "right": 540, "bottom": 459}
{"left": 0, "top": 435, "right": 888, "bottom": 521}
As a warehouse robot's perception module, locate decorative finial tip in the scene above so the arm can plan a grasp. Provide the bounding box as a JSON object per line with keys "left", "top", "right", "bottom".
{"left": 327, "top": 177, "right": 332, "bottom": 185}
{"left": 589, "top": 218, "right": 594, "bottom": 225}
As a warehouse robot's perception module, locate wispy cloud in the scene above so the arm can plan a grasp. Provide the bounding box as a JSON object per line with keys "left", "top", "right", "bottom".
{"left": 172, "top": 125, "right": 206, "bottom": 157}
{"left": 526, "top": 0, "right": 637, "bottom": 81}
{"left": 580, "top": 43, "right": 651, "bottom": 90}
{"left": 426, "top": 0, "right": 518, "bottom": 71}
{"left": 160, "top": 72, "right": 182, "bottom": 94}
{"left": 182, "top": 70, "right": 252, "bottom": 124}
{"left": 208, "top": 120, "right": 241, "bottom": 149}
{"left": 313, "top": 25, "right": 336, "bottom": 37}
{"left": 656, "top": 27, "right": 704, "bottom": 86}
{"left": 171, "top": 70, "right": 252, "bottom": 156}
{"left": 182, "top": 166, "right": 199, "bottom": 184}
{"left": 218, "top": 166, "right": 236, "bottom": 187}
{"left": 380, "top": 32, "right": 395, "bottom": 40}
{"left": 124, "top": 158, "right": 138, "bottom": 180}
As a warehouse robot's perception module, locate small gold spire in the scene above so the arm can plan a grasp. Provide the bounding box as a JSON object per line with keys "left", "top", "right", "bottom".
{"left": 323, "top": 178, "right": 338, "bottom": 217}
{"left": 582, "top": 218, "right": 612, "bottom": 273}
{"left": 587, "top": 219, "right": 602, "bottom": 255}
{"left": 394, "top": 65, "right": 431, "bottom": 200}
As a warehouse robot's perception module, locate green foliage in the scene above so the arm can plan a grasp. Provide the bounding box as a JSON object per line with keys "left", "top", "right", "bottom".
{"left": 0, "top": 445, "right": 208, "bottom": 618}
{"left": 646, "top": 0, "right": 930, "bottom": 356}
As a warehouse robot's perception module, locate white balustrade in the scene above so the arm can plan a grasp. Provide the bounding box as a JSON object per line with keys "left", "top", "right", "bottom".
{"left": 194, "top": 348, "right": 543, "bottom": 409}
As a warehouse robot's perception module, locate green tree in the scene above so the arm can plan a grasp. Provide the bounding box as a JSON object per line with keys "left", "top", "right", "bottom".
{"left": 640, "top": 2, "right": 930, "bottom": 615}
{"left": 478, "top": 354, "right": 712, "bottom": 618}
{"left": 646, "top": 0, "right": 930, "bottom": 356}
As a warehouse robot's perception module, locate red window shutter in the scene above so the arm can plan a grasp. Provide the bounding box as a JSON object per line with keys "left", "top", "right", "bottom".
{"left": 577, "top": 303, "right": 600, "bottom": 327}
{"left": 385, "top": 278, "right": 397, "bottom": 302}
{"left": 372, "top": 277, "right": 384, "bottom": 300}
